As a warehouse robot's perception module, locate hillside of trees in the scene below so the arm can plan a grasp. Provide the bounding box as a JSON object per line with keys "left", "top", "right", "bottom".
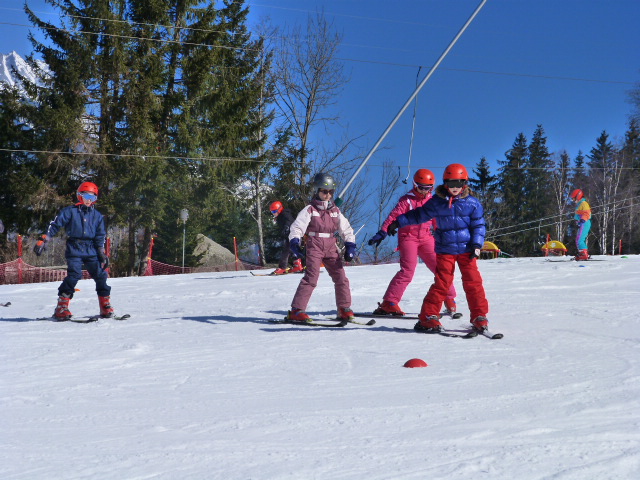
{"left": 1, "top": 0, "right": 639, "bottom": 274}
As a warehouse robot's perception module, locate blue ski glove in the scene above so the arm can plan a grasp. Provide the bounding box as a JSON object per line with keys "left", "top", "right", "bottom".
{"left": 289, "top": 238, "right": 304, "bottom": 258}
{"left": 577, "top": 219, "right": 585, "bottom": 226}
{"left": 387, "top": 220, "right": 400, "bottom": 236}
{"left": 344, "top": 242, "right": 357, "bottom": 262}
{"left": 368, "top": 230, "right": 387, "bottom": 246}
{"left": 33, "top": 234, "right": 49, "bottom": 256}
{"left": 97, "top": 248, "right": 110, "bottom": 269}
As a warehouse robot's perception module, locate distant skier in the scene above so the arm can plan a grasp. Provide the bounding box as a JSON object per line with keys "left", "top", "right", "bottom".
{"left": 388, "top": 163, "right": 491, "bottom": 334}
{"left": 269, "top": 200, "right": 304, "bottom": 275}
{"left": 570, "top": 189, "right": 591, "bottom": 261}
{"left": 368, "top": 168, "right": 458, "bottom": 316}
{"left": 33, "top": 182, "right": 114, "bottom": 319}
{"left": 286, "top": 173, "right": 357, "bottom": 322}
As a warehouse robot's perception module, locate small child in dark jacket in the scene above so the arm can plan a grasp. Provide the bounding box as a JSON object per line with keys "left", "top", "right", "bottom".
{"left": 270, "top": 200, "right": 303, "bottom": 275}
{"left": 388, "top": 163, "right": 490, "bottom": 334}
{"left": 33, "top": 182, "right": 114, "bottom": 319}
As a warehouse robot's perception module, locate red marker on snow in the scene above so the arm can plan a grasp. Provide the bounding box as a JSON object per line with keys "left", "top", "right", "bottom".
{"left": 403, "top": 358, "right": 428, "bottom": 368}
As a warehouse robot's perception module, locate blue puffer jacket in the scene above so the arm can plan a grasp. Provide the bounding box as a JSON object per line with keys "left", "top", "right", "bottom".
{"left": 46, "top": 204, "right": 107, "bottom": 257}
{"left": 396, "top": 185, "right": 485, "bottom": 255}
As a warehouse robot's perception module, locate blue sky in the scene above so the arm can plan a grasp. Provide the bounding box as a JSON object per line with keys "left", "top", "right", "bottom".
{"left": 2, "top": 0, "right": 639, "bottom": 216}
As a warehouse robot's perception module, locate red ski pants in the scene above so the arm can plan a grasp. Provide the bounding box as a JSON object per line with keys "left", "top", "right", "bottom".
{"left": 383, "top": 234, "right": 456, "bottom": 304}
{"left": 420, "top": 253, "right": 489, "bottom": 319}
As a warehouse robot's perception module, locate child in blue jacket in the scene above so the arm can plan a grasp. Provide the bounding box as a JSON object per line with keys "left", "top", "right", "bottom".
{"left": 388, "top": 163, "right": 490, "bottom": 333}
{"left": 34, "top": 182, "right": 114, "bottom": 319}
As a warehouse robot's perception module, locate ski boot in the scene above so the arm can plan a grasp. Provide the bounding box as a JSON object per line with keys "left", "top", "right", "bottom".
{"left": 574, "top": 249, "right": 590, "bottom": 261}
{"left": 287, "top": 308, "right": 310, "bottom": 323}
{"left": 443, "top": 297, "right": 457, "bottom": 316}
{"left": 414, "top": 315, "right": 442, "bottom": 333}
{"left": 98, "top": 295, "right": 114, "bottom": 318}
{"left": 337, "top": 306, "right": 355, "bottom": 321}
{"left": 373, "top": 300, "right": 405, "bottom": 316}
{"left": 289, "top": 258, "right": 304, "bottom": 273}
{"left": 471, "top": 316, "right": 489, "bottom": 332}
{"left": 53, "top": 293, "right": 73, "bottom": 320}
{"left": 273, "top": 268, "right": 288, "bottom": 275}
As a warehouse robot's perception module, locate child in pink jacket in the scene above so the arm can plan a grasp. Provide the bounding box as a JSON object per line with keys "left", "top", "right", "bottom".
{"left": 368, "top": 169, "right": 457, "bottom": 316}
{"left": 287, "top": 173, "right": 357, "bottom": 322}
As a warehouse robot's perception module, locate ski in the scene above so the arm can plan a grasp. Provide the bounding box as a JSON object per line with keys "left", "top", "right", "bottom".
{"left": 394, "top": 326, "right": 477, "bottom": 338}
{"left": 354, "top": 311, "right": 462, "bottom": 320}
{"left": 37, "top": 313, "right": 130, "bottom": 323}
{"left": 269, "top": 318, "right": 348, "bottom": 328}
{"left": 0, "top": 302, "right": 11, "bottom": 307}
{"left": 346, "top": 318, "right": 376, "bottom": 326}
{"left": 474, "top": 328, "right": 504, "bottom": 339}
{"left": 251, "top": 270, "right": 305, "bottom": 277}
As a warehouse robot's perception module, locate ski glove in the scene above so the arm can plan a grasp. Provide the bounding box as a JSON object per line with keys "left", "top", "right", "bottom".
{"left": 289, "top": 238, "right": 304, "bottom": 258}
{"left": 33, "top": 234, "right": 49, "bottom": 256}
{"left": 469, "top": 246, "right": 482, "bottom": 260}
{"left": 97, "top": 248, "right": 110, "bottom": 269}
{"left": 368, "top": 230, "right": 387, "bottom": 246}
{"left": 387, "top": 220, "right": 400, "bottom": 236}
{"left": 344, "top": 242, "right": 357, "bottom": 262}
{"left": 577, "top": 219, "right": 585, "bottom": 226}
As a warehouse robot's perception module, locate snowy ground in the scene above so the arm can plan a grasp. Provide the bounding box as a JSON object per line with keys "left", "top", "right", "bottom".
{"left": 2, "top": 255, "right": 639, "bottom": 480}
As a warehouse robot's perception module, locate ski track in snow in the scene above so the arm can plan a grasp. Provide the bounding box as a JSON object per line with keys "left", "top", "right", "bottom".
{"left": 1, "top": 256, "right": 639, "bottom": 479}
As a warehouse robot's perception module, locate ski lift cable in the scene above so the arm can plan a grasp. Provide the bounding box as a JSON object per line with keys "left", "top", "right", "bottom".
{"left": 336, "top": 0, "right": 488, "bottom": 205}
{"left": 402, "top": 66, "right": 422, "bottom": 185}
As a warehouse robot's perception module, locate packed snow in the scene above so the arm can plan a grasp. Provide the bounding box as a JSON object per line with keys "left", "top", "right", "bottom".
{"left": 1, "top": 255, "right": 639, "bottom": 479}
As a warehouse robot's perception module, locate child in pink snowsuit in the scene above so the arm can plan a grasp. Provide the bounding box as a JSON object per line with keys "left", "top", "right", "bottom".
{"left": 287, "top": 173, "right": 357, "bottom": 322}
{"left": 368, "top": 169, "right": 457, "bottom": 316}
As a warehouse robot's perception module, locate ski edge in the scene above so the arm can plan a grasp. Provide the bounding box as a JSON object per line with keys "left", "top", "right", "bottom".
{"left": 269, "top": 318, "right": 348, "bottom": 328}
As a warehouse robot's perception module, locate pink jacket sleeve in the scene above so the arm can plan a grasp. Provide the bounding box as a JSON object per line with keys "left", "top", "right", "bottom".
{"left": 381, "top": 196, "right": 414, "bottom": 232}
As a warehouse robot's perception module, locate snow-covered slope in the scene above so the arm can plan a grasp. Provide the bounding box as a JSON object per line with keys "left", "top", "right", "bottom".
{"left": 1, "top": 256, "right": 639, "bottom": 479}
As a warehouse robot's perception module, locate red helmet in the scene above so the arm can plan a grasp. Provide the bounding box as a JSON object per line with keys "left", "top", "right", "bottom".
{"left": 77, "top": 181, "right": 99, "bottom": 205}
{"left": 570, "top": 189, "right": 583, "bottom": 202}
{"left": 413, "top": 169, "right": 435, "bottom": 185}
{"left": 443, "top": 163, "right": 469, "bottom": 181}
{"left": 269, "top": 200, "right": 283, "bottom": 216}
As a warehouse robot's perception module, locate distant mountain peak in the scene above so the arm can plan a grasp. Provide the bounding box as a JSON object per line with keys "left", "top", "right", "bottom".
{"left": 1, "top": 51, "right": 48, "bottom": 92}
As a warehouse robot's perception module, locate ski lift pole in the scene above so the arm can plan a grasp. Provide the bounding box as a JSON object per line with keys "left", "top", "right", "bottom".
{"left": 335, "top": 0, "right": 488, "bottom": 205}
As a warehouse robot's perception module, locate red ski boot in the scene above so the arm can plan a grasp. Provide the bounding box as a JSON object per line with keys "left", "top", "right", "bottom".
{"left": 98, "top": 296, "right": 114, "bottom": 318}
{"left": 289, "top": 258, "right": 304, "bottom": 273}
{"left": 53, "top": 293, "right": 73, "bottom": 320}
{"left": 373, "top": 300, "right": 405, "bottom": 316}
{"left": 287, "top": 308, "right": 311, "bottom": 323}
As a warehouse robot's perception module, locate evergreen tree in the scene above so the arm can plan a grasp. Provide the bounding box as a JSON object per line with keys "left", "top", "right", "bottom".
{"left": 495, "top": 133, "right": 528, "bottom": 255}
{"left": 469, "top": 157, "right": 498, "bottom": 241}
{"left": 523, "top": 125, "right": 554, "bottom": 254}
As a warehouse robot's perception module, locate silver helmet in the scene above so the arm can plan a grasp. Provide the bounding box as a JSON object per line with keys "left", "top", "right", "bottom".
{"left": 312, "top": 172, "right": 336, "bottom": 191}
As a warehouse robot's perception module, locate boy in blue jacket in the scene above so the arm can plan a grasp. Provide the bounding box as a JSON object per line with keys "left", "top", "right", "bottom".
{"left": 388, "top": 163, "right": 490, "bottom": 334}
{"left": 34, "top": 182, "right": 114, "bottom": 319}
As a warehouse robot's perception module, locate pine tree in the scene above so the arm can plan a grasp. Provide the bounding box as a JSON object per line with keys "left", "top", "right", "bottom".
{"left": 495, "top": 133, "right": 528, "bottom": 255}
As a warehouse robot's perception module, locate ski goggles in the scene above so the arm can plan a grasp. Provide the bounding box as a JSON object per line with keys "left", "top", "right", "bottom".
{"left": 318, "top": 189, "right": 334, "bottom": 195}
{"left": 444, "top": 179, "right": 467, "bottom": 188}
{"left": 270, "top": 209, "right": 280, "bottom": 215}
{"left": 415, "top": 183, "right": 434, "bottom": 191}
{"left": 78, "top": 192, "right": 97, "bottom": 201}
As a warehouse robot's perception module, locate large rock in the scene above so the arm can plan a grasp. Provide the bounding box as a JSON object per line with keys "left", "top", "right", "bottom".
{"left": 193, "top": 234, "right": 236, "bottom": 267}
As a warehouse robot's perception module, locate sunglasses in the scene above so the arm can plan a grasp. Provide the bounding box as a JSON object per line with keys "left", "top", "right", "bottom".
{"left": 415, "top": 183, "right": 433, "bottom": 191}
{"left": 78, "top": 192, "right": 97, "bottom": 201}
{"left": 445, "top": 179, "right": 467, "bottom": 188}
{"left": 318, "top": 189, "right": 334, "bottom": 195}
